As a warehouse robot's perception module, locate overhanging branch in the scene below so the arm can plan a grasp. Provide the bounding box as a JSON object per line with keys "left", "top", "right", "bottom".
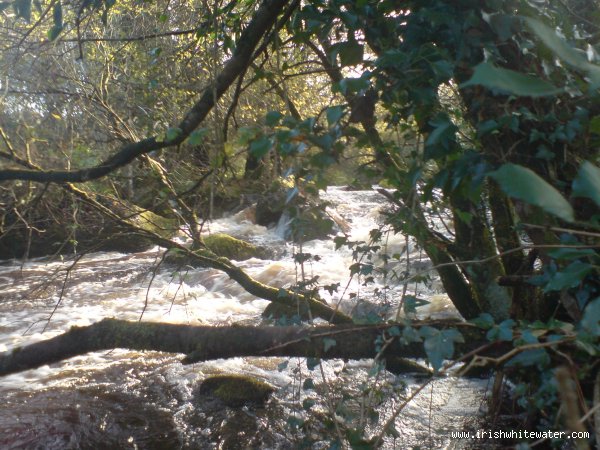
{"left": 0, "top": 0, "right": 294, "bottom": 184}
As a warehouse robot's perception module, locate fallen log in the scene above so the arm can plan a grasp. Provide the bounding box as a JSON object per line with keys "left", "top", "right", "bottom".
{"left": 0, "top": 319, "right": 491, "bottom": 377}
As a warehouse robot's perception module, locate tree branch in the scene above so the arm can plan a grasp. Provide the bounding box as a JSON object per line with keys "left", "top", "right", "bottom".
{"left": 0, "top": 0, "right": 294, "bottom": 184}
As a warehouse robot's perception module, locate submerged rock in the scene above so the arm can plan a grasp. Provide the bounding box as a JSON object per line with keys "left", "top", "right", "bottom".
{"left": 196, "top": 374, "right": 274, "bottom": 407}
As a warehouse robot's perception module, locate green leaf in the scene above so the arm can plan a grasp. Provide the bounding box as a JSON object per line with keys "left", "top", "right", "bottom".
{"left": 402, "top": 295, "right": 429, "bottom": 314}
{"left": 326, "top": 106, "right": 344, "bottom": 127}
{"left": 425, "top": 114, "right": 456, "bottom": 147}
{"left": 48, "top": 2, "right": 64, "bottom": 41}
{"left": 277, "top": 360, "right": 288, "bottom": 371}
{"left": 581, "top": 297, "right": 600, "bottom": 336}
{"left": 419, "top": 326, "right": 463, "bottom": 371}
{"left": 302, "top": 398, "right": 315, "bottom": 410}
{"left": 401, "top": 326, "right": 422, "bottom": 344}
{"left": 524, "top": 17, "right": 600, "bottom": 89}
{"left": 490, "top": 163, "right": 575, "bottom": 222}
{"left": 589, "top": 116, "right": 600, "bottom": 135}
{"left": 249, "top": 136, "right": 271, "bottom": 159}
{"left": 165, "top": 127, "right": 182, "bottom": 142}
{"left": 487, "top": 319, "right": 515, "bottom": 342}
{"left": 47, "top": 25, "right": 63, "bottom": 41}
{"left": 186, "top": 128, "right": 209, "bottom": 146}
{"left": 506, "top": 348, "right": 550, "bottom": 368}
{"left": 572, "top": 161, "right": 600, "bottom": 207}
{"left": 265, "top": 110, "right": 283, "bottom": 127}
{"left": 461, "top": 62, "right": 562, "bottom": 97}
{"left": 471, "top": 313, "right": 495, "bottom": 329}
{"left": 346, "top": 429, "right": 372, "bottom": 450}
{"left": 53, "top": 1, "right": 62, "bottom": 24}
{"left": 544, "top": 261, "right": 592, "bottom": 292}
{"left": 547, "top": 247, "right": 597, "bottom": 260}
{"left": 334, "top": 76, "right": 370, "bottom": 95}
{"left": 338, "top": 39, "right": 364, "bottom": 67}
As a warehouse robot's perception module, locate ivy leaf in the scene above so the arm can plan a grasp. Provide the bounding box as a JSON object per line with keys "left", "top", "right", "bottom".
{"left": 419, "top": 326, "right": 463, "bottom": 372}
{"left": 461, "top": 62, "right": 562, "bottom": 97}
{"left": 401, "top": 326, "right": 422, "bottom": 344}
{"left": 487, "top": 319, "right": 515, "bottom": 341}
{"left": 572, "top": 161, "right": 600, "bottom": 207}
{"left": 402, "top": 295, "right": 429, "bottom": 315}
{"left": 547, "top": 247, "right": 596, "bottom": 260}
{"left": 589, "top": 116, "right": 600, "bottom": 135}
{"left": 346, "top": 429, "right": 372, "bottom": 450}
{"left": 490, "top": 163, "right": 575, "bottom": 222}
{"left": 471, "top": 313, "right": 495, "bottom": 329}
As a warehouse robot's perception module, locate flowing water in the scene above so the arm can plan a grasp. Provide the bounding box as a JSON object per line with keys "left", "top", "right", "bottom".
{"left": 0, "top": 187, "right": 489, "bottom": 449}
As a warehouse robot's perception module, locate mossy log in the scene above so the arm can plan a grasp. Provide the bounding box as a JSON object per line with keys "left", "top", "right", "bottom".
{"left": 0, "top": 318, "right": 500, "bottom": 377}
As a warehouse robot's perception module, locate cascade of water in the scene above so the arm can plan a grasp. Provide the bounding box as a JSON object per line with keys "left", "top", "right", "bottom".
{"left": 0, "top": 187, "right": 486, "bottom": 449}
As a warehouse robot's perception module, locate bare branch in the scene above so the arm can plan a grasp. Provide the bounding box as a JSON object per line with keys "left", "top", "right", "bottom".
{"left": 0, "top": 0, "right": 295, "bottom": 184}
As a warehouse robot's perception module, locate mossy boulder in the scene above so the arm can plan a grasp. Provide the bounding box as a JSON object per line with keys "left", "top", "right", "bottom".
{"left": 164, "top": 233, "right": 271, "bottom": 266}
{"left": 204, "top": 233, "right": 269, "bottom": 260}
{"left": 196, "top": 375, "right": 274, "bottom": 407}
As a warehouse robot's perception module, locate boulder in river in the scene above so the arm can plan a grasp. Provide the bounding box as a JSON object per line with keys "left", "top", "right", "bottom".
{"left": 195, "top": 374, "right": 274, "bottom": 407}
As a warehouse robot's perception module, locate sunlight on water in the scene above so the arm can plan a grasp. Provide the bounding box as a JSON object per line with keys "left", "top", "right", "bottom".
{"left": 0, "top": 187, "right": 486, "bottom": 449}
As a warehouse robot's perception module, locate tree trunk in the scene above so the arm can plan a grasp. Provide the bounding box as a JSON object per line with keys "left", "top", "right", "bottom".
{"left": 0, "top": 318, "right": 492, "bottom": 377}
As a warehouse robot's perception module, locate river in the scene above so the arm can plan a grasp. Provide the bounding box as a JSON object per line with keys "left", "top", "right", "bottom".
{"left": 0, "top": 187, "right": 489, "bottom": 449}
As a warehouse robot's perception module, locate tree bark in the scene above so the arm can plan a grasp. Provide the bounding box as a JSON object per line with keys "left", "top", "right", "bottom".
{"left": 0, "top": 318, "right": 491, "bottom": 377}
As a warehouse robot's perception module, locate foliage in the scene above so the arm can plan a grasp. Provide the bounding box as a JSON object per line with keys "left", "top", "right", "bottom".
{"left": 0, "top": 0, "right": 599, "bottom": 447}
